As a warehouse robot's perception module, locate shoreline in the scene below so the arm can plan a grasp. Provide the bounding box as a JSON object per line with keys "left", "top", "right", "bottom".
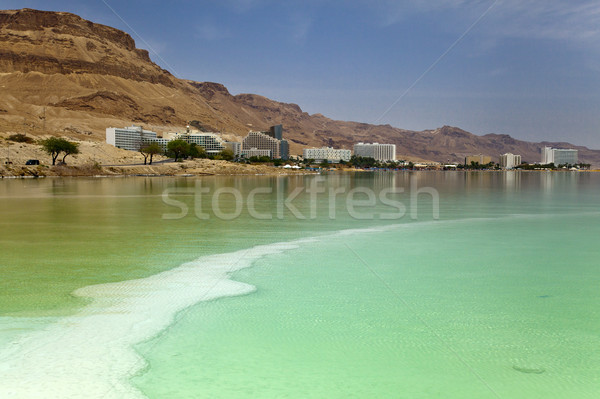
{"left": 2, "top": 166, "right": 598, "bottom": 179}
{"left": 0, "top": 160, "right": 317, "bottom": 178}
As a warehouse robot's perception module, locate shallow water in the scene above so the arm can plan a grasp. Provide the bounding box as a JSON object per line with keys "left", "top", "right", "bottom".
{"left": 1, "top": 172, "right": 598, "bottom": 398}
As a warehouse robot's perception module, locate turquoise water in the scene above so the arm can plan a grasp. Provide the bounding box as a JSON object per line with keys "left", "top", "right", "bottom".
{"left": 0, "top": 172, "right": 599, "bottom": 398}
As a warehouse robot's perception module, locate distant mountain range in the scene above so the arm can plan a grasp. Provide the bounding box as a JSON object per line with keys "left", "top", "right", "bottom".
{"left": 1, "top": 8, "right": 599, "bottom": 165}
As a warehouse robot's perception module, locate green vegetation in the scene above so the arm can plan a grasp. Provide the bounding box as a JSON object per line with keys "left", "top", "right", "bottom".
{"left": 39, "top": 137, "right": 80, "bottom": 165}
{"left": 517, "top": 162, "right": 555, "bottom": 170}
{"left": 188, "top": 143, "right": 208, "bottom": 159}
{"left": 350, "top": 156, "right": 378, "bottom": 168}
{"left": 458, "top": 161, "right": 498, "bottom": 170}
{"left": 248, "top": 155, "right": 272, "bottom": 163}
{"left": 167, "top": 140, "right": 190, "bottom": 162}
{"left": 140, "top": 143, "right": 162, "bottom": 165}
{"left": 574, "top": 163, "right": 591, "bottom": 170}
{"left": 164, "top": 141, "right": 238, "bottom": 163}
{"left": 215, "top": 148, "right": 235, "bottom": 161}
{"left": 348, "top": 156, "right": 402, "bottom": 169}
{"left": 8, "top": 133, "right": 35, "bottom": 144}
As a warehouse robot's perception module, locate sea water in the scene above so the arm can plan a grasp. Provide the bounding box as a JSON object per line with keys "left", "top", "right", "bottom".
{"left": 0, "top": 172, "right": 598, "bottom": 398}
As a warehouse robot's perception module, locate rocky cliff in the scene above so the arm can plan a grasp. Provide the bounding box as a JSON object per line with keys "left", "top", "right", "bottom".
{"left": 1, "top": 8, "right": 599, "bottom": 165}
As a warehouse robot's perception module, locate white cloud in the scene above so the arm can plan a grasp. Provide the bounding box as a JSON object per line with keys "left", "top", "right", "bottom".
{"left": 490, "top": 0, "right": 600, "bottom": 42}
{"left": 373, "top": 0, "right": 600, "bottom": 43}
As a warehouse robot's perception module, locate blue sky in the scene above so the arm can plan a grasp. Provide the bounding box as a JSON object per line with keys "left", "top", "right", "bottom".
{"left": 5, "top": 0, "right": 600, "bottom": 148}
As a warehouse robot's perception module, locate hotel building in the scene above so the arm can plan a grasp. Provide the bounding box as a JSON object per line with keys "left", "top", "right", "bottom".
{"left": 353, "top": 143, "right": 396, "bottom": 162}
{"left": 241, "top": 126, "right": 289, "bottom": 160}
{"left": 499, "top": 153, "right": 522, "bottom": 169}
{"left": 465, "top": 155, "right": 492, "bottom": 165}
{"left": 106, "top": 126, "right": 237, "bottom": 155}
{"left": 542, "top": 146, "right": 578, "bottom": 165}
{"left": 164, "top": 131, "right": 226, "bottom": 155}
{"left": 106, "top": 126, "right": 158, "bottom": 152}
{"left": 303, "top": 147, "right": 352, "bottom": 163}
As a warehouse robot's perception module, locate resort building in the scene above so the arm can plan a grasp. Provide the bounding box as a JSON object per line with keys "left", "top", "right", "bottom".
{"left": 499, "top": 153, "right": 522, "bottom": 169}
{"left": 106, "top": 126, "right": 158, "bottom": 152}
{"left": 542, "top": 146, "right": 578, "bottom": 165}
{"left": 106, "top": 126, "right": 233, "bottom": 155}
{"left": 164, "top": 131, "right": 226, "bottom": 155}
{"left": 241, "top": 126, "right": 289, "bottom": 160}
{"left": 465, "top": 155, "right": 492, "bottom": 165}
{"left": 353, "top": 142, "right": 396, "bottom": 162}
{"left": 303, "top": 147, "right": 351, "bottom": 163}
{"left": 242, "top": 131, "right": 280, "bottom": 159}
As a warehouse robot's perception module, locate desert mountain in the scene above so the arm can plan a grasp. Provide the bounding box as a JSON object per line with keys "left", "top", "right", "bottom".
{"left": 1, "top": 8, "right": 599, "bottom": 165}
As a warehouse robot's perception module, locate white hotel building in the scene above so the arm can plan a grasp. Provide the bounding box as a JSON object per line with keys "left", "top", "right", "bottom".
{"left": 499, "top": 153, "right": 522, "bottom": 169}
{"left": 106, "top": 126, "right": 234, "bottom": 154}
{"left": 106, "top": 126, "right": 159, "bottom": 152}
{"left": 164, "top": 131, "right": 226, "bottom": 155}
{"left": 542, "top": 146, "right": 578, "bottom": 165}
{"left": 303, "top": 147, "right": 351, "bottom": 163}
{"left": 353, "top": 142, "right": 396, "bottom": 162}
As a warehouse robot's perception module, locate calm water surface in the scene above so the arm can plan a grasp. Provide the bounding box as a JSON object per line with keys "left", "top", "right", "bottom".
{"left": 0, "top": 172, "right": 598, "bottom": 398}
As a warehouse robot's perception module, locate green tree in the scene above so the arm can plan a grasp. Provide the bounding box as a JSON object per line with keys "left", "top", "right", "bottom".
{"left": 39, "top": 137, "right": 80, "bottom": 165}
{"left": 60, "top": 141, "right": 80, "bottom": 164}
{"left": 140, "top": 142, "right": 162, "bottom": 165}
{"left": 350, "top": 155, "right": 378, "bottom": 168}
{"left": 167, "top": 139, "right": 190, "bottom": 162}
{"left": 218, "top": 148, "right": 235, "bottom": 161}
{"left": 248, "top": 156, "right": 271, "bottom": 163}
{"left": 188, "top": 143, "right": 207, "bottom": 159}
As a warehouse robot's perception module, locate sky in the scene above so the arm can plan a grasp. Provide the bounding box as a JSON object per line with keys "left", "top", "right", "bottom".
{"left": 4, "top": 0, "right": 600, "bottom": 148}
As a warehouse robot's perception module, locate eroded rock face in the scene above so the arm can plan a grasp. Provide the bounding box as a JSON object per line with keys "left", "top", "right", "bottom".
{"left": 0, "top": 8, "right": 173, "bottom": 86}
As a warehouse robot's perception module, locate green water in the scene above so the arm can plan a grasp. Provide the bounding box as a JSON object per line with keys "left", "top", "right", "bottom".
{"left": 1, "top": 172, "right": 599, "bottom": 398}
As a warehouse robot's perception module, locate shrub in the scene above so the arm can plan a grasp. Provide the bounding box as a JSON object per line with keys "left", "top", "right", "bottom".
{"left": 8, "top": 134, "right": 34, "bottom": 144}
